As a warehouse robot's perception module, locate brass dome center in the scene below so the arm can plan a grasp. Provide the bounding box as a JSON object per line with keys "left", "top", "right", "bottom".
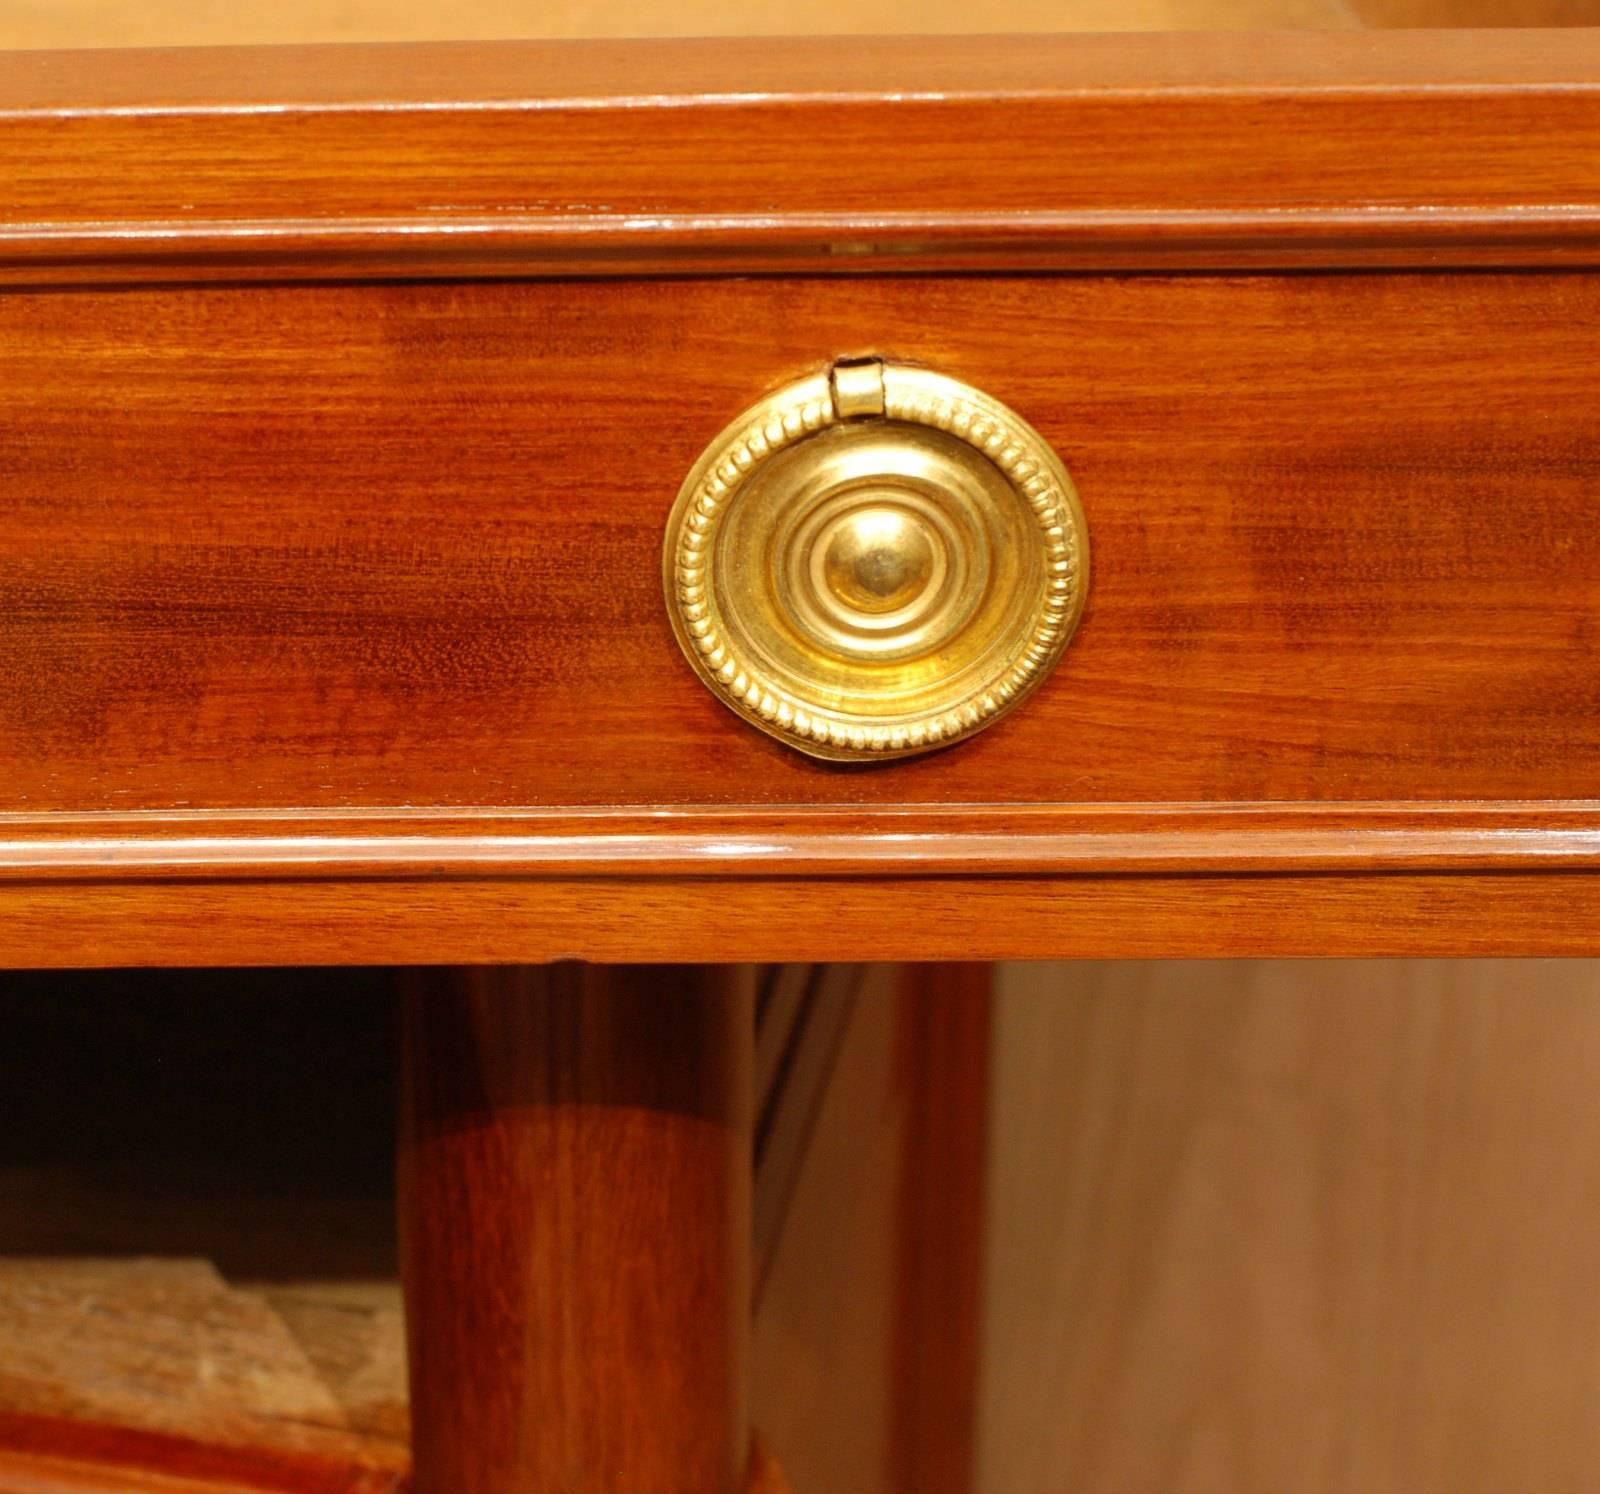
{"left": 819, "top": 505, "right": 938, "bottom": 617}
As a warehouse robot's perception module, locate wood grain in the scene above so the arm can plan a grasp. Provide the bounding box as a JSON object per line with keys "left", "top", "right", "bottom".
{"left": 2, "top": 34, "right": 1599, "bottom": 280}
{"left": 982, "top": 959, "right": 1600, "bottom": 1494}
{"left": 892, "top": 966, "right": 991, "bottom": 1494}
{"left": 0, "top": 1260, "right": 408, "bottom": 1493}
{"left": 398, "top": 963, "right": 753, "bottom": 1494}
{"left": 6, "top": 873, "right": 1600, "bottom": 967}
{"left": 1, "top": 20, "right": 1594, "bottom": 1494}
{"left": 3, "top": 805, "right": 1600, "bottom": 880}
{"left": 2, "top": 274, "right": 1597, "bottom": 821}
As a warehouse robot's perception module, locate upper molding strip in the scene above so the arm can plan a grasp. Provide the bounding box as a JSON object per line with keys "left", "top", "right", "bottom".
{"left": 2, "top": 31, "right": 1599, "bottom": 282}
{"left": 3, "top": 803, "right": 1599, "bottom": 882}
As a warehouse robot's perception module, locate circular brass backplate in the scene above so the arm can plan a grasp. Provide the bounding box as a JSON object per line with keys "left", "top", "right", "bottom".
{"left": 663, "top": 360, "right": 1088, "bottom": 762}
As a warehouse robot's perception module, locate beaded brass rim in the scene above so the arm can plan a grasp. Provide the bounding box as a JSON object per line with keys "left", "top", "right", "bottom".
{"left": 663, "top": 360, "right": 1089, "bottom": 762}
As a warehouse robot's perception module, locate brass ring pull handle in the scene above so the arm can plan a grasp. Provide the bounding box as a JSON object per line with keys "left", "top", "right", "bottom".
{"left": 663, "top": 359, "right": 1089, "bottom": 762}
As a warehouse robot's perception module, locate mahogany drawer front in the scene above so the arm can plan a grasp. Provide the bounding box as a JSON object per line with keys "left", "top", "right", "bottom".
{"left": 1, "top": 33, "right": 1599, "bottom": 965}
{"left": 1, "top": 270, "right": 1596, "bottom": 815}
{"left": 2, "top": 271, "right": 1597, "bottom": 816}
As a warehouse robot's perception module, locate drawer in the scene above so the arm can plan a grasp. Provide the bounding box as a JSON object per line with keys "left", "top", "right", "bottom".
{"left": 2, "top": 31, "right": 1598, "bottom": 966}
{"left": 2, "top": 271, "right": 1597, "bottom": 813}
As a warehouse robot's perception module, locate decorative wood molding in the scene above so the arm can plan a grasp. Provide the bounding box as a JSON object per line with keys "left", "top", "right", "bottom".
{"left": 4, "top": 32, "right": 1600, "bottom": 282}
{"left": 8, "top": 872, "right": 1600, "bottom": 967}
{"left": 1, "top": 802, "right": 1598, "bottom": 882}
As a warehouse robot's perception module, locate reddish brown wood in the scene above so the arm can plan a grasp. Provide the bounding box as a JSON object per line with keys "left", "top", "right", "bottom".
{"left": 0, "top": 42, "right": 1595, "bottom": 966}
{"left": 7, "top": 31, "right": 1598, "bottom": 1494}
{"left": 745, "top": 1439, "right": 793, "bottom": 1494}
{"left": 3, "top": 803, "right": 1596, "bottom": 965}
{"left": 6, "top": 873, "right": 1600, "bottom": 968}
{"left": 0, "top": 1412, "right": 405, "bottom": 1493}
{"left": 892, "top": 966, "right": 992, "bottom": 1494}
{"left": 3, "top": 804, "right": 1599, "bottom": 880}
{"left": 398, "top": 964, "right": 753, "bottom": 1494}
{"left": 2, "top": 34, "right": 1600, "bottom": 280}
{"left": 2, "top": 274, "right": 1598, "bottom": 822}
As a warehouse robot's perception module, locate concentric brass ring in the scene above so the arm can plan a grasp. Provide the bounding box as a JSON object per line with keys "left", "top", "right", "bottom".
{"left": 663, "top": 359, "right": 1089, "bottom": 762}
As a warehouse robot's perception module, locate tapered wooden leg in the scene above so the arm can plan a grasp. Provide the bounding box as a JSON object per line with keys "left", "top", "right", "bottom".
{"left": 399, "top": 963, "right": 753, "bottom": 1494}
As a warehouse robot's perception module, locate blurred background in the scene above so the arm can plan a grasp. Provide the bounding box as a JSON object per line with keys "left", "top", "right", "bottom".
{"left": 4, "top": 4, "right": 1600, "bottom": 1494}
{"left": 2, "top": 0, "right": 1599, "bottom": 44}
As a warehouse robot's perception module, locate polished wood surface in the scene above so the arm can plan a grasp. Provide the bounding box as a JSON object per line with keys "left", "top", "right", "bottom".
{"left": 892, "top": 966, "right": 990, "bottom": 1494}
{"left": 2, "top": 274, "right": 1596, "bottom": 818}
{"left": 984, "top": 960, "right": 1600, "bottom": 1494}
{"left": 9, "top": 873, "right": 1600, "bottom": 968}
{"left": 4, "top": 47, "right": 1597, "bottom": 960}
{"left": 7, "top": 805, "right": 1600, "bottom": 880}
{"left": 398, "top": 964, "right": 752, "bottom": 1494}
{"left": 9, "top": 26, "right": 1597, "bottom": 1494}
{"left": 3, "top": 33, "right": 1600, "bottom": 280}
